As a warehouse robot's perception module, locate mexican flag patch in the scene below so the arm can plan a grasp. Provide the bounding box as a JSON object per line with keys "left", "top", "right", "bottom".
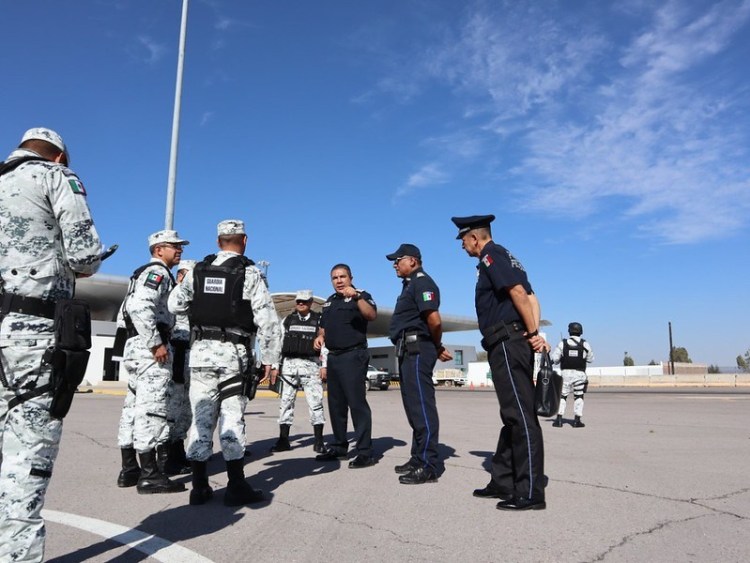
{"left": 481, "top": 254, "right": 493, "bottom": 267}
{"left": 422, "top": 291, "right": 435, "bottom": 302}
{"left": 68, "top": 179, "right": 87, "bottom": 195}
{"left": 144, "top": 272, "right": 163, "bottom": 289}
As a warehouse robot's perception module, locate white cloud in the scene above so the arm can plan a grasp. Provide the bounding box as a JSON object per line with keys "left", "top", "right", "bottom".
{"left": 394, "top": 163, "right": 450, "bottom": 200}
{"left": 136, "top": 35, "right": 166, "bottom": 64}
{"left": 369, "top": 0, "right": 750, "bottom": 243}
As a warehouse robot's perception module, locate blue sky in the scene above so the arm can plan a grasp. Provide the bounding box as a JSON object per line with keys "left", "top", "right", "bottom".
{"left": 3, "top": 0, "right": 749, "bottom": 367}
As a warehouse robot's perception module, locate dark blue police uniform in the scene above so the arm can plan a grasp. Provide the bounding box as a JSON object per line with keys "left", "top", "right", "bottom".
{"left": 389, "top": 268, "right": 441, "bottom": 474}
{"left": 319, "top": 290, "right": 376, "bottom": 459}
{"left": 475, "top": 240, "right": 545, "bottom": 503}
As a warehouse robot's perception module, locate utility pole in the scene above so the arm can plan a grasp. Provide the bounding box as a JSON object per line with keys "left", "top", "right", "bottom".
{"left": 668, "top": 321, "right": 675, "bottom": 375}
{"left": 164, "top": 0, "right": 189, "bottom": 229}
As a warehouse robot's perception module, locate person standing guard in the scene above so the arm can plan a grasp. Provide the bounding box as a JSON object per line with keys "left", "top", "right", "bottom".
{"left": 452, "top": 214, "right": 548, "bottom": 511}
{"left": 168, "top": 219, "right": 282, "bottom": 506}
{"left": 314, "top": 264, "right": 377, "bottom": 468}
{"left": 0, "top": 127, "right": 103, "bottom": 561}
{"left": 550, "top": 322, "right": 594, "bottom": 428}
{"left": 386, "top": 244, "right": 453, "bottom": 485}
{"left": 269, "top": 289, "right": 326, "bottom": 454}
{"left": 116, "top": 229, "right": 188, "bottom": 495}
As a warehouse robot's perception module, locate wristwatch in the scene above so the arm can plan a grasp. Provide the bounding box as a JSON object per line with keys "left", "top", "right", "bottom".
{"left": 525, "top": 330, "right": 539, "bottom": 339}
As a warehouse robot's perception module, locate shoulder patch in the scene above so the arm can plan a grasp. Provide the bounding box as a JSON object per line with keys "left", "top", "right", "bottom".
{"left": 481, "top": 254, "right": 494, "bottom": 267}
{"left": 68, "top": 179, "right": 87, "bottom": 195}
{"left": 144, "top": 272, "right": 164, "bottom": 290}
{"left": 422, "top": 291, "right": 435, "bottom": 302}
{"left": 415, "top": 272, "right": 425, "bottom": 278}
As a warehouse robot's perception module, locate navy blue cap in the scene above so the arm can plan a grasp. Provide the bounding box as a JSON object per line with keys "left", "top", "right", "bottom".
{"left": 451, "top": 215, "right": 495, "bottom": 239}
{"left": 386, "top": 243, "right": 422, "bottom": 261}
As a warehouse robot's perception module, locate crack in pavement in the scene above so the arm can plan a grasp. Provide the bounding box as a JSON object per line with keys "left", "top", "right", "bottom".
{"left": 271, "top": 499, "right": 445, "bottom": 552}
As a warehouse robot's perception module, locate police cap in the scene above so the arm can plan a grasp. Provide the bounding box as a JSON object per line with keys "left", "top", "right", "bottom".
{"left": 451, "top": 214, "right": 495, "bottom": 239}
{"left": 295, "top": 289, "right": 314, "bottom": 301}
{"left": 148, "top": 229, "right": 189, "bottom": 247}
{"left": 385, "top": 243, "right": 421, "bottom": 261}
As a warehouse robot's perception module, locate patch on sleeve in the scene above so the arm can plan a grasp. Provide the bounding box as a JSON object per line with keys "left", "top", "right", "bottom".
{"left": 422, "top": 291, "right": 435, "bottom": 302}
{"left": 144, "top": 272, "right": 163, "bottom": 289}
{"left": 481, "top": 254, "right": 494, "bottom": 267}
{"left": 68, "top": 179, "right": 87, "bottom": 195}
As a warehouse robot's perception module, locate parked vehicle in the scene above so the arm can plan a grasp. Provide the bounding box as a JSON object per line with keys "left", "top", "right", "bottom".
{"left": 432, "top": 368, "right": 468, "bottom": 387}
{"left": 366, "top": 365, "right": 391, "bottom": 391}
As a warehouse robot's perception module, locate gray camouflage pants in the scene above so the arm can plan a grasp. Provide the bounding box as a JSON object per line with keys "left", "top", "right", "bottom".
{"left": 119, "top": 337, "right": 172, "bottom": 453}
{"left": 278, "top": 359, "right": 325, "bottom": 427}
{"left": 0, "top": 339, "right": 61, "bottom": 563}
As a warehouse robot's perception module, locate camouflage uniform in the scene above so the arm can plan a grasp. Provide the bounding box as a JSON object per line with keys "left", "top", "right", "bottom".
{"left": 278, "top": 328, "right": 325, "bottom": 428}
{"left": 0, "top": 128, "right": 102, "bottom": 562}
{"left": 168, "top": 311, "right": 192, "bottom": 442}
{"left": 168, "top": 251, "right": 282, "bottom": 462}
{"left": 115, "top": 303, "right": 136, "bottom": 448}
{"left": 118, "top": 259, "right": 176, "bottom": 453}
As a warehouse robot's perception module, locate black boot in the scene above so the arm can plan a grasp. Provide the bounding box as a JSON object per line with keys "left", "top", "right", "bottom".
{"left": 552, "top": 415, "right": 563, "bottom": 427}
{"left": 117, "top": 447, "right": 140, "bottom": 488}
{"left": 156, "top": 443, "right": 169, "bottom": 474}
{"left": 136, "top": 449, "right": 186, "bottom": 494}
{"left": 224, "top": 459, "right": 264, "bottom": 506}
{"left": 270, "top": 424, "right": 291, "bottom": 452}
{"left": 164, "top": 441, "right": 191, "bottom": 475}
{"left": 573, "top": 416, "right": 586, "bottom": 428}
{"left": 189, "top": 460, "right": 213, "bottom": 505}
{"left": 313, "top": 424, "right": 325, "bottom": 453}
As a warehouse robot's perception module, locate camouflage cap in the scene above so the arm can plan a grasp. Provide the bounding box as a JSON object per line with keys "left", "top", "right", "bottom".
{"left": 148, "top": 229, "right": 190, "bottom": 247}
{"left": 217, "top": 219, "right": 245, "bottom": 236}
{"left": 295, "top": 289, "right": 314, "bottom": 301}
{"left": 20, "top": 127, "right": 69, "bottom": 163}
{"left": 178, "top": 259, "right": 196, "bottom": 271}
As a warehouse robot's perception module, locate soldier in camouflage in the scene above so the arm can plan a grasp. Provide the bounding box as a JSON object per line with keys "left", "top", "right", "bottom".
{"left": 164, "top": 259, "right": 196, "bottom": 474}
{"left": 168, "top": 219, "right": 282, "bottom": 506}
{"left": 269, "top": 289, "right": 326, "bottom": 454}
{"left": 116, "top": 229, "right": 188, "bottom": 495}
{"left": 0, "top": 128, "right": 103, "bottom": 562}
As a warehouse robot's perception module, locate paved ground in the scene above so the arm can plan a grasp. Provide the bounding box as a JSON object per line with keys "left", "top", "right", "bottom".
{"left": 42, "top": 388, "right": 750, "bottom": 562}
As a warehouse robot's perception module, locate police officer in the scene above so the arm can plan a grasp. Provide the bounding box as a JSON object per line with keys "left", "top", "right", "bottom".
{"left": 452, "top": 215, "right": 548, "bottom": 511}
{"left": 550, "top": 322, "right": 594, "bottom": 428}
{"left": 168, "top": 219, "right": 282, "bottom": 506}
{"left": 116, "top": 229, "right": 188, "bottom": 495}
{"left": 0, "top": 128, "right": 103, "bottom": 560}
{"left": 314, "top": 264, "right": 377, "bottom": 468}
{"left": 269, "top": 290, "right": 326, "bottom": 453}
{"left": 387, "top": 244, "right": 453, "bottom": 485}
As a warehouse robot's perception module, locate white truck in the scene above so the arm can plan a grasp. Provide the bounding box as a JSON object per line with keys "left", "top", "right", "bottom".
{"left": 432, "top": 368, "right": 468, "bottom": 387}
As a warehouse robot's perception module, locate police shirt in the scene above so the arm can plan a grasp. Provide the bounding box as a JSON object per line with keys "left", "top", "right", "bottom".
{"left": 388, "top": 268, "right": 440, "bottom": 343}
{"left": 320, "top": 290, "right": 376, "bottom": 351}
{"left": 475, "top": 241, "right": 532, "bottom": 333}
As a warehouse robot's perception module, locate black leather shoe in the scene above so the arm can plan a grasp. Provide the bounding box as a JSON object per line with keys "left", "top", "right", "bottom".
{"left": 348, "top": 455, "right": 375, "bottom": 469}
{"left": 473, "top": 483, "right": 512, "bottom": 500}
{"left": 394, "top": 460, "right": 418, "bottom": 474}
{"left": 315, "top": 449, "right": 347, "bottom": 461}
{"left": 399, "top": 467, "right": 438, "bottom": 485}
{"left": 496, "top": 497, "right": 546, "bottom": 511}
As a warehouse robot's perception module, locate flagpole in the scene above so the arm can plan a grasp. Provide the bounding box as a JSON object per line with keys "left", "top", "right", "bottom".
{"left": 165, "top": 0, "right": 189, "bottom": 230}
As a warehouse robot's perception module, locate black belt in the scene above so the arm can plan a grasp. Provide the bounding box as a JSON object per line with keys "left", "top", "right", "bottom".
{"left": 327, "top": 344, "right": 366, "bottom": 356}
{"left": 0, "top": 293, "right": 56, "bottom": 320}
{"left": 194, "top": 328, "right": 253, "bottom": 345}
{"left": 480, "top": 320, "right": 525, "bottom": 351}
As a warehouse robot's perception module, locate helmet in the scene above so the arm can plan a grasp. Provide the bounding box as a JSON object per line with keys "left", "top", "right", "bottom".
{"left": 568, "top": 322, "right": 583, "bottom": 336}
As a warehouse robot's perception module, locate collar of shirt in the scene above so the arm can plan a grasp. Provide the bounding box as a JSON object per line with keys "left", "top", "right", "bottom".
{"left": 296, "top": 311, "right": 311, "bottom": 321}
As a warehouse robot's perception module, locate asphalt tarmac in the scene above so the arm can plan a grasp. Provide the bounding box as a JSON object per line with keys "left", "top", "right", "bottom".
{"left": 42, "top": 388, "right": 750, "bottom": 562}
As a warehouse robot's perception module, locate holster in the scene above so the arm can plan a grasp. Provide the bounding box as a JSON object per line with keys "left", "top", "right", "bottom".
{"left": 171, "top": 340, "right": 189, "bottom": 383}
{"left": 243, "top": 364, "right": 261, "bottom": 401}
{"left": 48, "top": 348, "right": 90, "bottom": 420}
{"left": 480, "top": 321, "right": 523, "bottom": 351}
{"left": 404, "top": 331, "right": 421, "bottom": 355}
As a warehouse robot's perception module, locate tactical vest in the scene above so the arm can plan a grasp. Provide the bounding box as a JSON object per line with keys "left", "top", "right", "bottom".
{"left": 190, "top": 254, "right": 255, "bottom": 332}
{"left": 121, "top": 261, "right": 175, "bottom": 337}
{"left": 561, "top": 337, "right": 588, "bottom": 371}
{"left": 282, "top": 311, "right": 320, "bottom": 357}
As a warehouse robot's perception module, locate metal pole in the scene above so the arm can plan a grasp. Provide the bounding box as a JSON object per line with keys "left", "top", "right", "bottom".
{"left": 164, "top": 0, "right": 189, "bottom": 230}
{"left": 668, "top": 321, "right": 675, "bottom": 375}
